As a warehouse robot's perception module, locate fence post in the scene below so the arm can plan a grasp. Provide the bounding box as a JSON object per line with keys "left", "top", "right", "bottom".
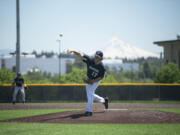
{"left": 158, "top": 85, "right": 161, "bottom": 100}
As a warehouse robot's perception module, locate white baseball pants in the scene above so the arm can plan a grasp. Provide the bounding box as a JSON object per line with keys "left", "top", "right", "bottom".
{"left": 13, "top": 86, "right": 25, "bottom": 102}
{"left": 86, "top": 81, "right": 105, "bottom": 112}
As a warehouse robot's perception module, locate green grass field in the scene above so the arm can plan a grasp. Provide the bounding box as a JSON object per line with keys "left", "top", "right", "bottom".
{"left": 0, "top": 109, "right": 81, "bottom": 120}
{"left": 0, "top": 102, "right": 180, "bottom": 135}
{"left": 0, "top": 123, "right": 180, "bottom": 135}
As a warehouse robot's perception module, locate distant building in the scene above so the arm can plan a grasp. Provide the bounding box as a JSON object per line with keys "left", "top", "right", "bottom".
{"left": 103, "top": 59, "right": 139, "bottom": 71}
{"left": 0, "top": 57, "right": 75, "bottom": 75}
{"left": 66, "top": 59, "right": 73, "bottom": 73}
{"left": 1, "top": 58, "right": 5, "bottom": 68}
{"left": 0, "top": 55, "right": 139, "bottom": 74}
{"left": 154, "top": 36, "right": 180, "bottom": 68}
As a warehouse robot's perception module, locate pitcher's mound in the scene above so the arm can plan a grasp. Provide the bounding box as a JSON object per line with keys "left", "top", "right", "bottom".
{"left": 3, "top": 110, "right": 180, "bottom": 124}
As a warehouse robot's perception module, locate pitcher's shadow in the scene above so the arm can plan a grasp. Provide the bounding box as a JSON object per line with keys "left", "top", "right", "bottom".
{"left": 61, "top": 111, "right": 105, "bottom": 119}
{"left": 40, "top": 111, "right": 105, "bottom": 122}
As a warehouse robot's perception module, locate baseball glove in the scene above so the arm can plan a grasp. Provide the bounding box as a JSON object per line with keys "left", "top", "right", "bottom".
{"left": 83, "top": 78, "right": 93, "bottom": 84}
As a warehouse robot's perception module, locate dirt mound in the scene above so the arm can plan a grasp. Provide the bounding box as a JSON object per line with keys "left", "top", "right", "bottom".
{"left": 2, "top": 109, "right": 180, "bottom": 124}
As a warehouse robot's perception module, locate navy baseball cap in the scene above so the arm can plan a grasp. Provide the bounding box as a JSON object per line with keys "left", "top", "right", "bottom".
{"left": 95, "top": 51, "right": 103, "bottom": 58}
{"left": 17, "top": 72, "right": 21, "bottom": 76}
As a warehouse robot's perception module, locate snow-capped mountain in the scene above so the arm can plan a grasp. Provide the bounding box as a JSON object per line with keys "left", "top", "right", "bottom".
{"left": 103, "top": 38, "right": 159, "bottom": 59}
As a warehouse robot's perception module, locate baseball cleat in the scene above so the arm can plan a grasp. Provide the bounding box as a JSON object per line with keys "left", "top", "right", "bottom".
{"left": 84, "top": 111, "right": 93, "bottom": 116}
{"left": 103, "top": 97, "right": 109, "bottom": 109}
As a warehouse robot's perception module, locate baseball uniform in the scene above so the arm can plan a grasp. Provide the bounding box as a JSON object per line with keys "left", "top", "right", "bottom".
{"left": 12, "top": 76, "right": 25, "bottom": 104}
{"left": 82, "top": 54, "right": 106, "bottom": 113}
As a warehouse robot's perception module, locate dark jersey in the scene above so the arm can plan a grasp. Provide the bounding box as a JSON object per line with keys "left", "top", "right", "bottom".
{"left": 14, "top": 77, "right": 24, "bottom": 87}
{"left": 82, "top": 54, "right": 106, "bottom": 80}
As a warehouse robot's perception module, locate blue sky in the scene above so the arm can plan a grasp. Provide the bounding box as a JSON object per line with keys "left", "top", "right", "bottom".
{"left": 0, "top": 0, "right": 180, "bottom": 55}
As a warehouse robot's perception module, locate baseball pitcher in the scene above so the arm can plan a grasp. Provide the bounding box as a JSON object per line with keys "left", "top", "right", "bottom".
{"left": 68, "top": 49, "right": 108, "bottom": 116}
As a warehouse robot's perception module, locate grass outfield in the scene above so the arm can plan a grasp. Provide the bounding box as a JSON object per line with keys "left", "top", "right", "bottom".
{"left": 0, "top": 109, "right": 82, "bottom": 120}
{"left": 0, "top": 123, "right": 180, "bottom": 135}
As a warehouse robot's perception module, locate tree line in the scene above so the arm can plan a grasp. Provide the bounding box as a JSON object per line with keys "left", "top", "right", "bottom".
{"left": 0, "top": 50, "right": 178, "bottom": 83}
{"left": 0, "top": 61, "right": 180, "bottom": 84}
{"left": 31, "top": 50, "right": 74, "bottom": 58}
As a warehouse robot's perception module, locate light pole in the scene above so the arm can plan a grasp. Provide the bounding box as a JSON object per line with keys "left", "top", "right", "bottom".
{"left": 56, "top": 33, "right": 63, "bottom": 82}
{"left": 16, "top": 0, "right": 20, "bottom": 73}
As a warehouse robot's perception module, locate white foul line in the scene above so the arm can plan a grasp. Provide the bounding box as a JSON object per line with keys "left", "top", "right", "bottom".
{"left": 105, "top": 108, "right": 128, "bottom": 111}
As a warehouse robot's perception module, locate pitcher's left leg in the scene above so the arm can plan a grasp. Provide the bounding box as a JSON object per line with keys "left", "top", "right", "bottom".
{"left": 86, "top": 81, "right": 101, "bottom": 112}
{"left": 86, "top": 84, "right": 95, "bottom": 113}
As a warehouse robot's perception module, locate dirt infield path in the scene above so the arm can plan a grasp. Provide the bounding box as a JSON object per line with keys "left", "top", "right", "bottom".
{"left": 1, "top": 103, "right": 180, "bottom": 110}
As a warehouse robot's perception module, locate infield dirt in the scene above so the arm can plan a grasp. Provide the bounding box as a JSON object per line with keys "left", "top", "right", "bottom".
{"left": 1, "top": 103, "right": 180, "bottom": 124}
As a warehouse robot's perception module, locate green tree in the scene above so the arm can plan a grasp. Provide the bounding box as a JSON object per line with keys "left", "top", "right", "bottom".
{"left": 155, "top": 63, "right": 180, "bottom": 83}
{"left": 102, "top": 74, "right": 118, "bottom": 83}
{"left": 26, "top": 70, "right": 44, "bottom": 81}
{"left": 0, "top": 68, "right": 16, "bottom": 84}
{"left": 60, "top": 67, "right": 86, "bottom": 83}
{"left": 111, "top": 66, "right": 118, "bottom": 74}
{"left": 143, "top": 61, "right": 151, "bottom": 78}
